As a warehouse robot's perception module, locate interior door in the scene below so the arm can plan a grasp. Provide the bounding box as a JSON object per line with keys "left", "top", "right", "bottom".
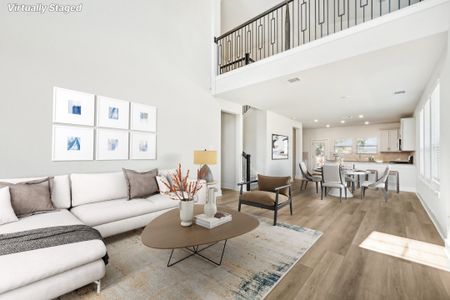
{"left": 311, "top": 140, "right": 328, "bottom": 169}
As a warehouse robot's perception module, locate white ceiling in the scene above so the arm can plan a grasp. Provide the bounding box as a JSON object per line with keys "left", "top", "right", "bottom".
{"left": 217, "top": 33, "right": 447, "bottom": 128}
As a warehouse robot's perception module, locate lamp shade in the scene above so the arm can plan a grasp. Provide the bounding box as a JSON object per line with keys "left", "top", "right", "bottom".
{"left": 194, "top": 150, "right": 217, "bottom": 165}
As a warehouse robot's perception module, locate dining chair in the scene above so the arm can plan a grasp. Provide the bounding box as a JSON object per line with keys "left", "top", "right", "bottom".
{"left": 361, "top": 166, "right": 391, "bottom": 201}
{"left": 299, "top": 162, "right": 322, "bottom": 193}
{"left": 321, "top": 164, "right": 347, "bottom": 202}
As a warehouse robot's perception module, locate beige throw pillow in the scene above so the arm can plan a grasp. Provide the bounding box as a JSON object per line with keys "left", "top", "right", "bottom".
{"left": 122, "top": 168, "right": 159, "bottom": 199}
{"left": 0, "top": 178, "right": 55, "bottom": 217}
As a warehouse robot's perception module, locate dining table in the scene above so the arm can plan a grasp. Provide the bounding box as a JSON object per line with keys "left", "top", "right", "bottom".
{"left": 313, "top": 166, "right": 369, "bottom": 199}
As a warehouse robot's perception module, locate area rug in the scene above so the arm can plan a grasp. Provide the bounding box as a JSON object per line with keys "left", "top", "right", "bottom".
{"left": 61, "top": 219, "right": 322, "bottom": 300}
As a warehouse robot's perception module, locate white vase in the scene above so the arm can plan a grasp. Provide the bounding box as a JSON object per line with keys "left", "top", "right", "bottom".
{"left": 204, "top": 188, "right": 217, "bottom": 218}
{"left": 179, "top": 199, "right": 194, "bottom": 227}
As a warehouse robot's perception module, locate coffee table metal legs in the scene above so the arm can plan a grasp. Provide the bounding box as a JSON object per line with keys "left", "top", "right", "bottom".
{"left": 167, "top": 240, "right": 228, "bottom": 267}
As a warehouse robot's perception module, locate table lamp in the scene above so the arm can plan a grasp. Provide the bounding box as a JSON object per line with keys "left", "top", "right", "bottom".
{"left": 194, "top": 150, "right": 217, "bottom": 183}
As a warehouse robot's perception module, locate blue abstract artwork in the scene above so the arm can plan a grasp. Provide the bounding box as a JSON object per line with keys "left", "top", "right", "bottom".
{"left": 139, "top": 141, "right": 148, "bottom": 152}
{"left": 67, "top": 137, "right": 81, "bottom": 151}
{"left": 108, "top": 107, "right": 119, "bottom": 120}
{"left": 108, "top": 138, "right": 119, "bottom": 151}
{"left": 68, "top": 100, "right": 81, "bottom": 115}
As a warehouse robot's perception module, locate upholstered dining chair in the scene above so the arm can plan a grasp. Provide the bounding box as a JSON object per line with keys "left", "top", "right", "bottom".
{"left": 321, "top": 164, "right": 347, "bottom": 202}
{"left": 361, "top": 166, "right": 391, "bottom": 202}
{"left": 299, "top": 162, "right": 322, "bottom": 193}
{"left": 238, "top": 174, "right": 292, "bottom": 225}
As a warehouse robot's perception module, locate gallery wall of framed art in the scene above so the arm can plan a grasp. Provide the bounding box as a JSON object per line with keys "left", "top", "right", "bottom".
{"left": 52, "top": 86, "right": 157, "bottom": 161}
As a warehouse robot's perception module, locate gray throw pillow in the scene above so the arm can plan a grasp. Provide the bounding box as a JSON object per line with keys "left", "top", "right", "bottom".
{"left": 0, "top": 178, "right": 55, "bottom": 217}
{"left": 122, "top": 168, "right": 159, "bottom": 199}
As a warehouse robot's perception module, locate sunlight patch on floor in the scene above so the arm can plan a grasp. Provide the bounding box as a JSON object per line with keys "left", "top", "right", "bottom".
{"left": 360, "top": 231, "right": 450, "bottom": 272}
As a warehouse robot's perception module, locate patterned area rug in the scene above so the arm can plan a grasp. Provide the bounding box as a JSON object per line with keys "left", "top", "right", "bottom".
{"left": 62, "top": 219, "right": 322, "bottom": 300}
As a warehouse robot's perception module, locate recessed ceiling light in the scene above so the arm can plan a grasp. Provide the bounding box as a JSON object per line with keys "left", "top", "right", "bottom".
{"left": 358, "top": 114, "right": 364, "bottom": 119}
{"left": 364, "top": 121, "right": 370, "bottom": 125}
{"left": 288, "top": 77, "right": 300, "bottom": 83}
{"left": 314, "top": 119, "right": 318, "bottom": 123}
{"left": 340, "top": 120, "right": 346, "bottom": 124}
{"left": 340, "top": 96, "right": 349, "bottom": 100}
{"left": 394, "top": 90, "right": 406, "bottom": 95}
{"left": 326, "top": 124, "right": 330, "bottom": 128}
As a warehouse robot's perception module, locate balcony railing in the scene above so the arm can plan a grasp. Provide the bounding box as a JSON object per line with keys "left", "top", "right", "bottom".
{"left": 215, "top": 0, "right": 423, "bottom": 74}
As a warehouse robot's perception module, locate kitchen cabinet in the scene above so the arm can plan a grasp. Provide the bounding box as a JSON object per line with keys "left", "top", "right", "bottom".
{"left": 379, "top": 129, "right": 399, "bottom": 152}
{"left": 400, "top": 118, "right": 416, "bottom": 151}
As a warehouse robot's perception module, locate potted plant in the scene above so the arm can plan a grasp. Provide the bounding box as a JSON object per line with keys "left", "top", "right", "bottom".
{"left": 163, "top": 164, "right": 204, "bottom": 227}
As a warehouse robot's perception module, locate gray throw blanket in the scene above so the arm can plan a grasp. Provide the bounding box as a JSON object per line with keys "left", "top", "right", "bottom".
{"left": 0, "top": 225, "right": 108, "bottom": 264}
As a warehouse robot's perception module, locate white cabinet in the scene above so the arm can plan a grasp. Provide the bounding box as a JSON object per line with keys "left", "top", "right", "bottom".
{"left": 400, "top": 118, "right": 416, "bottom": 151}
{"left": 379, "top": 129, "right": 399, "bottom": 152}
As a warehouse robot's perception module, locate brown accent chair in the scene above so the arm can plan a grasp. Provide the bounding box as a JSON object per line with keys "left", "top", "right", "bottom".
{"left": 238, "top": 175, "right": 292, "bottom": 225}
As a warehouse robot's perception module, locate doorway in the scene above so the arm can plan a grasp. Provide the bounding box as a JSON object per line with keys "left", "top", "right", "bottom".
{"left": 221, "top": 112, "right": 238, "bottom": 190}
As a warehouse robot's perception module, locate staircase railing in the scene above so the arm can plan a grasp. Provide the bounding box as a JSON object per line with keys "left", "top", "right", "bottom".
{"left": 242, "top": 152, "right": 251, "bottom": 191}
{"left": 215, "top": 0, "right": 423, "bottom": 74}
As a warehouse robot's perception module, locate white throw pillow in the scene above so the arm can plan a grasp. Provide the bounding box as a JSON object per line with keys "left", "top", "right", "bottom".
{"left": 156, "top": 176, "right": 171, "bottom": 194}
{"left": 0, "top": 187, "right": 19, "bottom": 225}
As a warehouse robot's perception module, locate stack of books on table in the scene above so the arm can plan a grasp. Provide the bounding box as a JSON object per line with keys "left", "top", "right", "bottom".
{"left": 195, "top": 212, "right": 232, "bottom": 229}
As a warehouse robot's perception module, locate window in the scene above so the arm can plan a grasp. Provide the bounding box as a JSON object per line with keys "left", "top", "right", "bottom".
{"left": 419, "top": 81, "right": 440, "bottom": 183}
{"left": 431, "top": 83, "right": 440, "bottom": 183}
{"left": 419, "top": 109, "right": 425, "bottom": 176}
{"left": 356, "top": 137, "right": 377, "bottom": 154}
{"left": 334, "top": 138, "right": 352, "bottom": 154}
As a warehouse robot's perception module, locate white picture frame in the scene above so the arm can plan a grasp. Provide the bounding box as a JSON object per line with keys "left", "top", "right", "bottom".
{"left": 52, "top": 125, "right": 94, "bottom": 161}
{"left": 53, "top": 87, "right": 95, "bottom": 126}
{"left": 130, "top": 132, "right": 156, "bottom": 160}
{"left": 96, "top": 96, "right": 130, "bottom": 129}
{"left": 130, "top": 103, "right": 156, "bottom": 132}
{"left": 95, "top": 129, "right": 129, "bottom": 160}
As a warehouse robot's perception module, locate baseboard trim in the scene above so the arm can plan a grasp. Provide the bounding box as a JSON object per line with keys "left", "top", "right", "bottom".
{"left": 416, "top": 192, "right": 446, "bottom": 241}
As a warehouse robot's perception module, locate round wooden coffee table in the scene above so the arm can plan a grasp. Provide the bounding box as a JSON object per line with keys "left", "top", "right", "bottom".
{"left": 142, "top": 205, "right": 259, "bottom": 267}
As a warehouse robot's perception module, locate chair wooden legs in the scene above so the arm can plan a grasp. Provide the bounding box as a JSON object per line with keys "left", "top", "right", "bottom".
{"left": 238, "top": 201, "right": 241, "bottom": 211}
{"left": 361, "top": 187, "right": 365, "bottom": 199}
{"left": 289, "top": 200, "right": 293, "bottom": 215}
{"left": 273, "top": 207, "right": 278, "bottom": 226}
{"left": 315, "top": 182, "right": 319, "bottom": 193}
{"left": 345, "top": 188, "right": 348, "bottom": 199}
{"left": 321, "top": 185, "right": 324, "bottom": 200}
{"left": 339, "top": 189, "right": 342, "bottom": 203}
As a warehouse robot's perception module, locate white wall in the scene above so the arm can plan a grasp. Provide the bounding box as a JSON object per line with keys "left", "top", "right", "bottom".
{"left": 0, "top": 0, "right": 236, "bottom": 187}
{"left": 243, "top": 107, "right": 267, "bottom": 178}
{"left": 221, "top": 0, "right": 280, "bottom": 33}
{"left": 414, "top": 47, "right": 449, "bottom": 241}
{"left": 443, "top": 24, "right": 450, "bottom": 253}
{"left": 221, "top": 112, "right": 237, "bottom": 189}
{"left": 243, "top": 108, "right": 302, "bottom": 179}
{"left": 265, "top": 111, "right": 302, "bottom": 177}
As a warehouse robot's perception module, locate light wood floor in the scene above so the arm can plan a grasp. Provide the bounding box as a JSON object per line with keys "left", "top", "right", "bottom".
{"left": 218, "top": 182, "right": 450, "bottom": 300}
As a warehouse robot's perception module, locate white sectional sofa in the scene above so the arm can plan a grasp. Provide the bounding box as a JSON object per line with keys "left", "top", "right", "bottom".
{"left": 0, "top": 170, "right": 206, "bottom": 300}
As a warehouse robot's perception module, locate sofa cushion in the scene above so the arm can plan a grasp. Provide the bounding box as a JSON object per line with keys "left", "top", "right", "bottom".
{"left": 0, "top": 187, "right": 18, "bottom": 225}
{"left": 0, "top": 175, "right": 71, "bottom": 209}
{"left": 123, "top": 168, "right": 159, "bottom": 199}
{"left": 70, "top": 194, "right": 178, "bottom": 227}
{"left": 0, "top": 210, "right": 107, "bottom": 293}
{"left": 0, "top": 178, "right": 55, "bottom": 217}
{"left": 240, "top": 191, "right": 289, "bottom": 206}
{"left": 71, "top": 172, "right": 128, "bottom": 207}
{"left": 258, "top": 175, "right": 290, "bottom": 196}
